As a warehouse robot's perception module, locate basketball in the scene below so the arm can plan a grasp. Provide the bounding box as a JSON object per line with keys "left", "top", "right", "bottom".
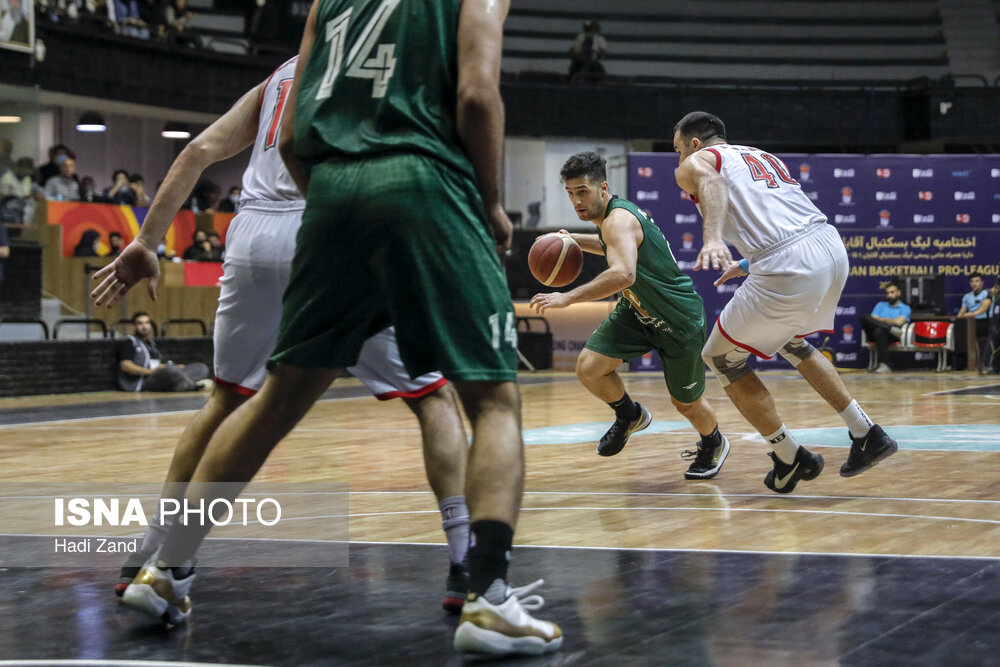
{"left": 528, "top": 232, "right": 584, "bottom": 287}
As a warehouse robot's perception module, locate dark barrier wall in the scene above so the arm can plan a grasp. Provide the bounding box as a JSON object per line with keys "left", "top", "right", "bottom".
{"left": 627, "top": 153, "right": 1000, "bottom": 369}
{"left": 0, "top": 241, "right": 41, "bottom": 320}
{"left": 0, "top": 337, "right": 213, "bottom": 397}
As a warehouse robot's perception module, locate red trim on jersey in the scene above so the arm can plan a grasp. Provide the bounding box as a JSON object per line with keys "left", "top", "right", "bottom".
{"left": 703, "top": 148, "right": 722, "bottom": 172}
{"left": 690, "top": 194, "right": 700, "bottom": 204}
{"left": 259, "top": 56, "right": 298, "bottom": 112}
{"left": 717, "top": 317, "right": 773, "bottom": 360}
{"left": 374, "top": 377, "right": 448, "bottom": 401}
{"left": 214, "top": 376, "right": 258, "bottom": 397}
{"left": 794, "top": 329, "right": 834, "bottom": 339}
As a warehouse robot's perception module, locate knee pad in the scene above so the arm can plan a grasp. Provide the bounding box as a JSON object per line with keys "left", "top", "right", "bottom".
{"left": 702, "top": 331, "right": 752, "bottom": 387}
{"left": 777, "top": 338, "right": 815, "bottom": 368}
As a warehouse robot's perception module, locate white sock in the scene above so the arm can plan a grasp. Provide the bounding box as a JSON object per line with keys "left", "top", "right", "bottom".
{"left": 439, "top": 495, "right": 470, "bottom": 565}
{"left": 764, "top": 424, "right": 799, "bottom": 464}
{"left": 839, "top": 399, "right": 874, "bottom": 439}
{"left": 139, "top": 507, "right": 177, "bottom": 556}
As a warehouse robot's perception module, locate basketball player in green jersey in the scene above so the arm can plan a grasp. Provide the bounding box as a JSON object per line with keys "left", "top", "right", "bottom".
{"left": 123, "top": 0, "right": 561, "bottom": 657}
{"left": 531, "top": 152, "right": 730, "bottom": 479}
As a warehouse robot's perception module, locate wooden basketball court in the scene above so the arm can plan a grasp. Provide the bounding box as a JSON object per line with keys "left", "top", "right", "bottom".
{"left": 0, "top": 369, "right": 998, "bottom": 664}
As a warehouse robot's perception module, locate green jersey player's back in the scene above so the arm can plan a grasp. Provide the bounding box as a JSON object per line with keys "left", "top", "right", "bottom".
{"left": 293, "top": 0, "right": 473, "bottom": 180}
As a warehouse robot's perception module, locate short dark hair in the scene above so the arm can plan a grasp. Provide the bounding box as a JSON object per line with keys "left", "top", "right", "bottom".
{"left": 132, "top": 311, "right": 151, "bottom": 324}
{"left": 207, "top": 230, "right": 220, "bottom": 239}
{"left": 112, "top": 169, "right": 128, "bottom": 182}
{"left": 885, "top": 280, "right": 901, "bottom": 291}
{"left": 560, "top": 151, "right": 606, "bottom": 183}
{"left": 129, "top": 173, "right": 144, "bottom": 183}
{"left": 970, "top": 272, "right": 983, "bottom": 280}
{"left": 673, "top": 111, "right": 727, "bottom": 143}
{"left": 109, "top": 231, "right": 122, "bottom": 240}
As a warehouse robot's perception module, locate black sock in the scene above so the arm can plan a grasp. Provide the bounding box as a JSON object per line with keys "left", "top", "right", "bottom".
{"left": 467, "top": 520, "right": 513, "bottom": 596}
{"left": 608, "top": 392, "right": 640, "bottom": 422}
{"left": 701, "top": 425, "right": 722, "bottom": 449}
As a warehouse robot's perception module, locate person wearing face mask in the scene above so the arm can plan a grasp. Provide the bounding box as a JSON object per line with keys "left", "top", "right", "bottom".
{"left": 38, "top": 145, "right": 76, "bottom": 186}
{"left": 217, "top": 185, "right": 241, "bottom": 213}
{"left": 860, "top": 281, "right": 911, "bottom": 374}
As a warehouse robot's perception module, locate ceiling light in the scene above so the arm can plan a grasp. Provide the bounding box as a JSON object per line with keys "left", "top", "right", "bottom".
{"left": 162, "top": 122, "right": 191, "bottom": 139}
{"left": 76, "top": 111, "right": 107, "bottom": 132}
{"left": 0, "top": 116, "right": 21, "bottom": 123}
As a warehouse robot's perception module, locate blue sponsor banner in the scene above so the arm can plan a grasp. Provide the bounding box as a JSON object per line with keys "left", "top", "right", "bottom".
{"left": 627, "top": 153, "right": 1000, "bottom": 370}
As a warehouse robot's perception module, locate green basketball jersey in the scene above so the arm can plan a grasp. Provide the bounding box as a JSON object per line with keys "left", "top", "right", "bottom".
{"left": 293, "top": 0, "right": 474, "bottom": 181}
{"left": 599, "top": 196, "right": 705, "bottom": 335}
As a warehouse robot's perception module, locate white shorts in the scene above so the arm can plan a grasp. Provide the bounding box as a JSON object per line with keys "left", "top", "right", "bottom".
{"left": 213, "top": 200, "right": 445, "bottom": 398}
{"left": 715, "top": 223, "right": 848, "bottom": 359}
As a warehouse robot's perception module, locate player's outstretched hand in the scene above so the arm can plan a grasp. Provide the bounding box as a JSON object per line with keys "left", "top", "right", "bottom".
{"left": 694, "top": 238, "right": 732, "bottom": 272}
{"left": 91, "top": 240, "right": 160, "bottom": 307}
{"left": 530, "top": 292, "right": 572, "bottom": 314}
{"left": 714, "top": 260, "right": 748, "bottom": 286}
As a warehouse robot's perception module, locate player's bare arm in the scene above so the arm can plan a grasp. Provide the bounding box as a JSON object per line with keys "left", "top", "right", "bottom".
{"left": 456, "top": 0, "right": 512, "bottom": 253}
{"left": 279, "top": 0, "right": 318, "bottom": 196}
{"left": 566, "top": 232, "right": 604, "bottom": 254}
{"left": 530, "top": 210, "right": 638, "bottom": 313}
{"left": 675, "top": 151, "right": 733, "bottom": 271}
{"left": 91, "top": 81, "right": 264, "bottom": 307}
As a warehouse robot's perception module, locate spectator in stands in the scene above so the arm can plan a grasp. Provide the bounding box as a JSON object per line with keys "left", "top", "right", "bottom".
{"left": 136, "top": 0, "right": 165, "bottom": 38}
{"left": 182, "top": 229, "right": 213, "bottom": 261}
{"left": 164, "top": 0, "right": 194, "bottom": 32}
{"left": 113, "top": 0, "right": 150, "bottom": 38}
{"left": 860, "top": 281, "right": 910, "bottom": 374}
{"left": 73, "top": 229, "right": 102, "bottom": 256}
{"left": 0, "top": 0, "right": 29, "bottom": 44}
{"left": 106, "top": 231, "right": 124, "bottom": 256}
{"left": 117, "top": 311, "right": 210, "bottom": 392}
{"left": 568, "top": 19, "right": 606, "bottom": 82}
{"left": 105, "top": 169, "right": 136, "bottom": 205}
{"left": 189, "top": 178, "right": 222, "bottom": 212}
{"left": 206, "top": 229, "right": 224, "bottom": 261}
{"left": 217, "top": 185, "right": 241, "bottom": 213}
{"left": 0, "top": 157, "right": 39, "bottom": 224}
{"left": 38, "top": 144, "right": 76, "bottom": 186}
{"left": 44, "top": 157, "right": 82, "bottom": 201}
{"left": 130, "top": 173, "right": 151, "bottom": 206}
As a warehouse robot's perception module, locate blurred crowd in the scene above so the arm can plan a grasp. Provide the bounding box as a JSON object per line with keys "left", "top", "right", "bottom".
{"left": 0, "top": 140, "right": 237, "bottom": 261}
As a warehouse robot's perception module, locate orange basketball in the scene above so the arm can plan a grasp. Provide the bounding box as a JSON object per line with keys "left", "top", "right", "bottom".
{"left": 528, "top": 232, "right": 583, "bottom": 287}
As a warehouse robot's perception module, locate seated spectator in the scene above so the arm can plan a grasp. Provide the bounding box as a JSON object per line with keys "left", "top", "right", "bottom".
{"left": 206, "top": 229, "right": 224, "bottom": 261}
{"left": 957, "top": 272, "right": 991, "bottom": 322}
{"left": 859, "top": 281, "right": 910, "bottom": 374}
{"left": 104, "top": 169, "right": 136, "bottom": 205}
{"left": 106, "top": 231, "right": 124, "bottom": 256}
{"left": 568, "top": 19, "right": 607, "bottom": 82}
{"left": 182, "top": 229, "right": 214, "bottom": 261}
{"left": 117, "top": 311, "right": 210, "bottom": 391}
{"left": 164, "top": 0, "right": 195, "bottom": 32}
{"left": 217, "top": 185, "right": 241, "bottom": 213}
{"left": 188, "top": 178, "right": 222, "bottom": 213}
{"left": 130, "top": 173, "right": 151, "bottom": 206}
{"left": 136, "top": 0, "right": 165, "bottom": 38}
{"left": 0, "top": 0, "right": 29, "bottom": 44}
{"left": 73, "top": 229, "right": 102, "bottom": 257}
{"left": 38, "top": 144, "right": 75, "bottom": 186}
{"left": 79, "top": 175, "right": 110, "bottom": 203}
{"left": 113, "top": 0, "right": 150, "bottom": 38}
{"left": 44, "top": 157, "right": 81, "bottom": 201}
{"left": 954, "top": 272, "right": 992, "bottom": 370}
{"left": 0, "top": 157, "right": 38, "bottom": 223}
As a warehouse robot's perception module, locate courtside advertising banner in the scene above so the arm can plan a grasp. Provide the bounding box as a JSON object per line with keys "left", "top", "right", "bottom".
{"left": 628, "top": 153, "right": 1000, "bottom": 370}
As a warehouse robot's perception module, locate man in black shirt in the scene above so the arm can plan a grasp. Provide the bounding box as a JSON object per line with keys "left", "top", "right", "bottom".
{"left": 117, "top": 312, "right": 210, "bottom": 391}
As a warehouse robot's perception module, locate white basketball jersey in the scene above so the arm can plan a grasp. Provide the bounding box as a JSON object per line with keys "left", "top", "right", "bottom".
{"left": 240, "top": 57, "right": 303, "bottom": 203}
{"left": 694, "top": 144, "right": 826, "bottom": 258}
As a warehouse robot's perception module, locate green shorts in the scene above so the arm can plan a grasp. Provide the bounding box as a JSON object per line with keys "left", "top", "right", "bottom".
{"left": 585, "top": 300, "right": 707, "bottom": 403}
{"left": 270, "top": 153, "right": 517, "bottom": 382}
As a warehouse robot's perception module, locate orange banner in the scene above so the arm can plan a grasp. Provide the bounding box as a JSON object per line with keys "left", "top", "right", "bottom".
{"left": 47, "top": 202, "right": 198, "bottom": 258}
